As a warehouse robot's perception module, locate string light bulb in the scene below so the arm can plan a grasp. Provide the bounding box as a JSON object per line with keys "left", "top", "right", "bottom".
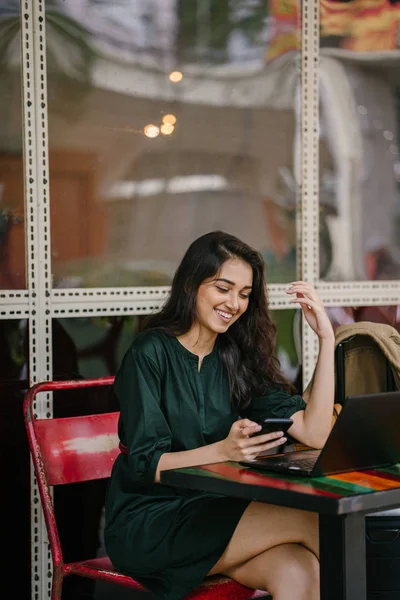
{"left": 144, "top": 124, "right": 160, "bottom": 138}
{"left": 169, "top": 71, "right": 183, "bottom": 83}
{"left": 160, "top": 123, "right": 175, "bottom": 135}
{"left": 162, "top": 114, "right": 177, "bottom": 125}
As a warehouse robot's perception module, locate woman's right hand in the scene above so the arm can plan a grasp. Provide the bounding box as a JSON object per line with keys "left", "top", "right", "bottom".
{"left": 218, "top": 418, "right": 287, "bottom": 462}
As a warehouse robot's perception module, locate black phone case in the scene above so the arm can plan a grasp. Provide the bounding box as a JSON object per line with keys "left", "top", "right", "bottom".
{"left": 250, "top": 419, "right": 293, "bottom": 437}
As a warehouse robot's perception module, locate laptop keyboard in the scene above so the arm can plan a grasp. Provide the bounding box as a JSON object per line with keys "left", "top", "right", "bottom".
{"left": 271, "top": 450, "right": 320, "bottom": 471}
{"left": 284, "top": 458, "right": 317, "bottom": 470}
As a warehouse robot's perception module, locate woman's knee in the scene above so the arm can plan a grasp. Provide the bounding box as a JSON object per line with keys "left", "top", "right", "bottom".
{"left": 210, "top": 502, "right": 319, "bottom": 576}
{"left": 279, "top": 547, "right": 319, "bottom": 597}
{"left": 287, "top": 549, "right": 319, "bottom": 582}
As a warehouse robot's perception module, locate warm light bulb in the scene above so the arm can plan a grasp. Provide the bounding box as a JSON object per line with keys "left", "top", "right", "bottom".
{"left": 144, "top": 124, "right": 160, "bottom": 138}
{"left": 160, "top": 123, "right": 175, "bottom": 135}
{"left": 169, "top": 71, "right": 183, "bottom": 83}
{"left": 162, "top": 114, "right": 177, "bottom": 125}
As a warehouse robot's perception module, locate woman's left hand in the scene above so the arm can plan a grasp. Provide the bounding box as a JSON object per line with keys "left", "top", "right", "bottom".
{"left": 287, "top": 281, "right": 334, "bottom": 340}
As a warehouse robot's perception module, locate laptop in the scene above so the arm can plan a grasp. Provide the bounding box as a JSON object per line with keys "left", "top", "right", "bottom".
{"left": 239, "top": 391, "right": 400, "bottom": 477}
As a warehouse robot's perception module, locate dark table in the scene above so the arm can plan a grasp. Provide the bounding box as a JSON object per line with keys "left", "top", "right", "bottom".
{"left": 161, "top": 461, "right": 400, "bottom": 599}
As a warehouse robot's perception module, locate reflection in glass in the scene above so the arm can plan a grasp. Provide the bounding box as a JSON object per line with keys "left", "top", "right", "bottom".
{"left": 0, "top": 2, "right": 24, "bottom": 288}
{"left": 56, "top": 315, "right": 140, "bottom": 378}
{"left": 271, "top": 308, "right": 301, "bottom": 388}
{"left": 320, "top": 0, "right": 400, "bottom": 53}
{"left": 46, "top": 0, "right": 301, "bottom": 287}
{"left": 327, "top": 305, "right": 400, "bottom": 334}
{"left": 319, "top": 56, "right": 400, "bottom": 281}
{"left": 319, "top": 0, "right": 400, "bottom": 281}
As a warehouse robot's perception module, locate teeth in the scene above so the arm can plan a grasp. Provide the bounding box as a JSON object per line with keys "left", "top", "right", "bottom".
{"left": 215, "top": 309, "right": 233, "bottom": 319}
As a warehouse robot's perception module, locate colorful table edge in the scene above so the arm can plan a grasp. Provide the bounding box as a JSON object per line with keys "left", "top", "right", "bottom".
{"left": 160, "top": 461, "right": 400, "bottom": 515}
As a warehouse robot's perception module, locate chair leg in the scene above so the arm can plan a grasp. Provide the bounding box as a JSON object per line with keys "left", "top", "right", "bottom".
{"left": 51, "top": 568, "right": 63, "bottom": 600}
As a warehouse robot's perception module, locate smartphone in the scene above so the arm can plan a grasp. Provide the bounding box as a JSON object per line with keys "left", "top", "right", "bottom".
{"left": 250, "top": 417, "right": 293, "bottom": 437}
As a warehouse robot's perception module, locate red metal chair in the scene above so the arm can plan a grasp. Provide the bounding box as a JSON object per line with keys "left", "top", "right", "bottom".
{"left": 23, "top": 377, "right": 269, "bottom": 600}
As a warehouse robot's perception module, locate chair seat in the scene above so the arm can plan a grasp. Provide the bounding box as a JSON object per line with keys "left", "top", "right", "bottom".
{"left": 65, "top": 556, "right": 147, "bottom": 590}
{"left": 65, "top": 556, "right": 269, "bottom": 599}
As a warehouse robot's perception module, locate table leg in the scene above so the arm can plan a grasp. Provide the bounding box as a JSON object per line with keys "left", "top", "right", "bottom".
{"left": 319, "top": 513, "right": 366, "bottom": 600}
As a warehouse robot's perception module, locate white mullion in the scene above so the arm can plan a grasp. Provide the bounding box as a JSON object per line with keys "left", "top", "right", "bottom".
{"left": 52, "top": 286, "right": 170, "bottom": 302}
{"left": 0, "top": 308, "right": 30, "bottom": 319}
{"left": 32, "top": 0, "right": 52, "bottom": 394}
{"left": 272, "top": 281, "right": 400, "bottom": 305}
{"left": 0, "top": 290, "right": 29, "bottom": 300}
{"left": 313, "top": 281, "right": 400, "bottom": 306}
{"left": 20, "top": 5, "right": 47, "bottom": 600}
{"left": 21, "top": 2, "right": 52, "bottom": 600}
{"left": 0, "top": 292, "right": 29, "bottom": 317}
{"left": 23, "top": 0, "right": 53, "bottom": 392}
{"left": 51, "top": 299, "right": 166, "bottom": 317}
{"left": 0, "top": 292, "right": 29, "bottom": 318}
{"left": 316, "top": 291, "right": 400, "bottom": 306}
{"left": 48, "top": 281, "right": 400, "bottom": 320}
{"left": 301, "top": 0, "right": 320, "bottom": 386}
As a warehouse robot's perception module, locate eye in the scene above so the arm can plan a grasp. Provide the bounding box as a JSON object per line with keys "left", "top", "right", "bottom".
{"left": 216, "top": 286, "right": 229, "bottom": 293}
{"left": 240, "top": 293, "right": 250, "bottom": 299}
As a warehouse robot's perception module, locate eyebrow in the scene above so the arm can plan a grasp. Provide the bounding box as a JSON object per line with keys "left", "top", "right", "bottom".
{"left": 215, "top": 278, "right": 252, "bottom": 290}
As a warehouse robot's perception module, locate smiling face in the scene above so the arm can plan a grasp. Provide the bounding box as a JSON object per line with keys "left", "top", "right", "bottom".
{"left": 194, "top": 258, "right": 253, "bottom": 336}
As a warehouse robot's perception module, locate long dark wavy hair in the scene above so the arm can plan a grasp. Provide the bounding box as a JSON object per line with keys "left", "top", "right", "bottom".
{"left": 141, "top": 231, "right": 295, "bottom": 409}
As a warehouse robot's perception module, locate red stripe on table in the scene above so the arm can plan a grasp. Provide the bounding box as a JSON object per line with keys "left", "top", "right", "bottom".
{"left": 328, "top": 471, "right": 400, "bottom": 490}
{"left": 200, "top": 464, "right": 340, "bottom": 497}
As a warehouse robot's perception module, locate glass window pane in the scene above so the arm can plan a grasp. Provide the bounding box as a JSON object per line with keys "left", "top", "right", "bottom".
{"left": 54, "top": 315, "right": 140, "bottom": 378}
{"left": 53, "top": 315, "right": 143, "bottom": 379}
{"left": 47, "top": 0, "right": 301, "bottom": 287}
{"left": 51, "top": 315, "right": 134, "bottom": 600}
{"left": 319, "top": 4, "right": 400, "bottom": 281}
{"left": 320, "top": 1, "right": 400, "bottom": 53}
{"left": 0, "top": 3, "right": 25, "bottom": 288}
{"left": 0, "top": 318, "right": 29, "bottom": 596}
{"left": 271, "top": 308, "right": 301, "bottom": 388}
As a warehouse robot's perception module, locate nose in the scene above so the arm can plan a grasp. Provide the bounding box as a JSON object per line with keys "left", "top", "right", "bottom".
{"left": 226, "top": 291, "right": 239, "bottom": 312}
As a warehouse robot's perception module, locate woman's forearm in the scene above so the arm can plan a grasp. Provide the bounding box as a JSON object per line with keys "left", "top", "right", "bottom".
{"left": 155, "top": 441, "right": 226, "bottom": 483}
{"left": 293, "top": 335, "right": 335, "bottom": 448}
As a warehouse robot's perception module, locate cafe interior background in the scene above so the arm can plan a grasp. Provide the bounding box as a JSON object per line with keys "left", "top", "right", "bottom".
{"left": 1, "top": 0, "right": 400, "bottom": 598}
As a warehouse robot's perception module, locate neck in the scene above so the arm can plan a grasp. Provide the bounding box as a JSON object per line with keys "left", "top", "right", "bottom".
{"left": 177, "top": 325, "right": 217, "bottom": 358}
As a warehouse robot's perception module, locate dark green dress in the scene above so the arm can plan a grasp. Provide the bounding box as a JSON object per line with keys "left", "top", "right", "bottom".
{"left": 104, "top": 330, "right": 306, "bottom": 600}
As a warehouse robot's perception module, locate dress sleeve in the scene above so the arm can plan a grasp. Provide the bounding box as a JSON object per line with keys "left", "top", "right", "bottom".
{"left": 243, "top": 385, "right": 306, "bottom": 422}
{"left": 114, "top": 346, "right": 172, "bottom": 485}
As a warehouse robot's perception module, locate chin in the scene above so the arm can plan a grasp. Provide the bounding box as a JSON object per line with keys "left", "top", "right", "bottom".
{"left": 201, "top": 320, "right": 228, "bottom": 335}
{"left": 213, "top": 320, "right": 232, "bottom": 333}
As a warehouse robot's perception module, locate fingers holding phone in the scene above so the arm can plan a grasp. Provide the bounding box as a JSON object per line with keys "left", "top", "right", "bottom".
{"left": 222, "top": 418, "right": 293, "bottom": 462}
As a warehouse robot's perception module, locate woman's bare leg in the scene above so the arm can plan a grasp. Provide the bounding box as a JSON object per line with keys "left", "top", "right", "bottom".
{"left": 223, "top": 543, "right": 319, "bottom": 600}
{"left": 209, "top": 500, "right": 319, "bottom": 576}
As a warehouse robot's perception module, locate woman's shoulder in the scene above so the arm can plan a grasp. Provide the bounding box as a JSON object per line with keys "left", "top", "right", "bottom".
{"left": 127, "top": 329, "right": 173, "bottom": 363}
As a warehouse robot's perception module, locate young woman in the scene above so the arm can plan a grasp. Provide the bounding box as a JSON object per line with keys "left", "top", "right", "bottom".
{"left": 104, "top": 231, "right": 335, "bottom": 600}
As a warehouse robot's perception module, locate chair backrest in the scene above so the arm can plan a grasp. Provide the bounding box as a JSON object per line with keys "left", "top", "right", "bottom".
{"left": 335, "top": 333, "right": 397, "bottom": 405}
{"left": 24, "top": 377, "right": 118, "bottom": 485}
{"left": 23, "top": 377, "right": 117, "bottom": 565}
{"left": 302, "top": 321, "right": 400, "bottom": 431}
{"left": 35, "top": 411, "right": 120, "bottom": 485}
